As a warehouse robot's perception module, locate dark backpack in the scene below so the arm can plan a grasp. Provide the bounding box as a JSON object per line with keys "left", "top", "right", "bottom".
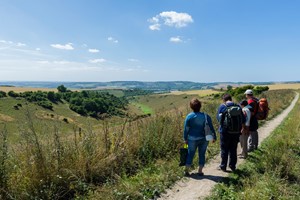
{"left": 222, "top": 104, "right": 243, "bottom": 134}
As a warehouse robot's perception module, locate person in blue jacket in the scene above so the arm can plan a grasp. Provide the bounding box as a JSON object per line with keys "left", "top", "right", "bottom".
{"left": 217, "top": 94, "right": 245, "bottom": 171}
{"left": 183, "top": 98, "right": 216, "bottom": 176}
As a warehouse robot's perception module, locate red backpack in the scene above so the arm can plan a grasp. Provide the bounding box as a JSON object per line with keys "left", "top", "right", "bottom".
{"left": 256, "top": 98, "right": 270, "bottom": 120}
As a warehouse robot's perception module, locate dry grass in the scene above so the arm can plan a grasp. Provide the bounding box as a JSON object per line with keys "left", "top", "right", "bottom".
{"left": 0, "top": 86, "right": 57, "bottom": 93}
{"left": 35, "top": 111, "right": 76, "bottom": 124}
{"left": 168, "top": 89, "right": 220, "bottom": 96}
{"left": 267, "top": 83, "right": 300, "bottom": 90}
{"left": 0, "top": 113, "right": 14, "bottom": 122}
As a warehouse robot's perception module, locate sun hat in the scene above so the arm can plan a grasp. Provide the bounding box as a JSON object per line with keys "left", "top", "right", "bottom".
{"left": 244, "top": 89, "right": 253, "bottom": 95}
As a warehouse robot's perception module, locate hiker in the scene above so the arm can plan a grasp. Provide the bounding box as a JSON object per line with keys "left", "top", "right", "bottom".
{"left": 183, "top": 98, "right": 216, "bottom": 176}
{"left": 239, "top": 100, "right": 251, "bottom": 159}
{"left": 217, "top": 94, "right": 245, "bottom": 171}
{"left": 244, "top": 89, "right": 259, "bottom": 152}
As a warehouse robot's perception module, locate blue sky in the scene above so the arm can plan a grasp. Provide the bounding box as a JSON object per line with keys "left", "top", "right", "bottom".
{"left": 0, "top": 0, "right": 300, "bottom": 82}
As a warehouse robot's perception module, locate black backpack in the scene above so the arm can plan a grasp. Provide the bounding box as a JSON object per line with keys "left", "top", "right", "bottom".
{"left": 222, "top": 104, "right": 243, "bottom": 134}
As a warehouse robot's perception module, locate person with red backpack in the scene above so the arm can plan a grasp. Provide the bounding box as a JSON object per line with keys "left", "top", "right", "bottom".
{"left": 244, "top": 89, "right": 259, "bottom": 152}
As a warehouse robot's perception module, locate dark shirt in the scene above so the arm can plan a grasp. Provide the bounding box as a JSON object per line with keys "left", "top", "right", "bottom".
{"left": 248, "top": 97, "right": 259, "bottom": 131}
{"left": 217, "top": 101, "right": 245, "bottom": 134}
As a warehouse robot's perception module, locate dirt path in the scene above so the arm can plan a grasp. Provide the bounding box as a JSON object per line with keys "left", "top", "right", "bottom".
{"left": 159, "top": 92, "right": 299, "bottom": 200}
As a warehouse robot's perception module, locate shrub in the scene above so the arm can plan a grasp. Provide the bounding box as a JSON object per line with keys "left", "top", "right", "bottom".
{"left": 8, "top": 91, "right": 19, "bottom": 97}
{"left": 0, "top": 91, "right": 7, "bottom": 98}
{"left": 37, "top": 101, "right": 53, "bottom": 110}
{"left": 63, "top": 118, "right": 69, "bottom": 123}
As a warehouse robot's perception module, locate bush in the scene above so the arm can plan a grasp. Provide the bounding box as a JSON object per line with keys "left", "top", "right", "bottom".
{"left": 0, "top": 91, "right": 7, "bottom": 98}
{"left": 37, "top": 101, "right": 53, "bottom": 110}
{"left": 8, "top": 91, "right": 19, "bottom": 97}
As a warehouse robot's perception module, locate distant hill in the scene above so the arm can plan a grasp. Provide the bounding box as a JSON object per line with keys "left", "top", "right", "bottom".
{"left": 0, "top": 81, "right": 299, "bottom": 91}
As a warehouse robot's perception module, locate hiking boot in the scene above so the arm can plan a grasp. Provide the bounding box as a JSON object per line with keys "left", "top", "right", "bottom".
{"left": 184, "top": 166, "right": 191, "bottom": 176}
{"left": 197, "top": 172, "right": 204, "bottom": 176}
{"left": 184, "top": 171, "right": 190, "bottom": 177}
{"left": 217, "top": 166, "right": 226, "bottom": 172}
{"left": 229, "top": 166, "right": 236, "bottom": 172}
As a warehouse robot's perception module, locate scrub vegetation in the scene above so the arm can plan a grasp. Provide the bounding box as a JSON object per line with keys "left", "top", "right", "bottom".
{"left": 0, "top": 86, "right": 296, "bottom": 199}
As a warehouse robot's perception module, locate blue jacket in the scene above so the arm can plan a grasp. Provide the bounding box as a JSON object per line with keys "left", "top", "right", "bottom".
{"left": 183, "top": 112, "right": 216, "bottom": 141}
{"left": 217, "top": 101, "right": 245, "bottom": 134}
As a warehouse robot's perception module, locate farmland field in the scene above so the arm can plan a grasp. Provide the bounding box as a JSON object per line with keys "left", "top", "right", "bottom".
{"left": 169, "top": 89, "right": 220, "bottom": 96}
{"left": 0, "top": 86, "right": 57, "bottom": 93}
{"left": 266, "top": 83, "right": 300, "bottom": 90}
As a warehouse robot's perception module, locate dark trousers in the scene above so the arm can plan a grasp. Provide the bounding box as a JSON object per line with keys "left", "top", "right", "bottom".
{"left": 220, "top": 133, "right": 240, "bottom": 170}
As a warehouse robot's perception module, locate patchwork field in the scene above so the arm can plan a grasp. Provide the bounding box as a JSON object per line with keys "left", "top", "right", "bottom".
{"left": 0, "top": 86, "right": 57, "bottom": 92}
{"left": 169, "top": 89, "right": 220, "bottom": 96}
{"left": 266, "top": 83, "right": 300, "bottom": 90}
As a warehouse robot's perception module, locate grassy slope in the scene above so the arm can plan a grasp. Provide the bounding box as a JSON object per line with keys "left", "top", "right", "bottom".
{"left": 88, "top": 89, "right": 295, "bottom": 200}
{"left": 132, "top": 94, "right": 194, "bottom": 114}
{"left": 0, "top": 89, "right": 296, "bottom": 199}
{"left": 207, "top": 91, "right": 300, "bottom": 200}
{"left": 0, "top": 97, "right": 101, "bottom": 141}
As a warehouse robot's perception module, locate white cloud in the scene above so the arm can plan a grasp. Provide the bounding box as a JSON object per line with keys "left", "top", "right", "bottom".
{"left": 53, "top": 60, "right": 71, "bottom": 64}
{"left": 89, "top": 58, "right": 106, "bottom": 63}
{"left": 16, "top": 42, "right": 26, "bottom": 47}
{"left": 0, "top": 40, "right": 27, "bottom": 47}
{"left": 0, "top": 58, "right": 150, "bottom": 81}
{"left": 170, "top": 36, "right": 183, "bottom": 43}
{"left": 148, "top": 11, "right": 193, "bottom": 30}
{"left": 37, "top": 60, "right": 70, "bottom": 65}
{"left": 0, "top": 40, "right": 12, "bottom": 44}
{"left": 50, "top": 43, "right": 74, "bottom": 50}
{"left": 149, "top": 24, "right": 161, "bottom": 31}
{"left": 128, "top": 58, "right": 139, "bottom": 62}
{"left": 108, "top": 37, "right": 119, "bottom": 43}
{"left": 36, "top": 48, "right": 41, "bottom": 51}
{"left": 88, "top": 48, "right": 100, "bottom": 53}
{"left": 36, "top": 60, "right": 50, "bottom": 64}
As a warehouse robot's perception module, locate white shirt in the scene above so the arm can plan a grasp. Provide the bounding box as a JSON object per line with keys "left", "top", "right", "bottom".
{"left": 243, "top": 105, "right": 251, "bottom": 127}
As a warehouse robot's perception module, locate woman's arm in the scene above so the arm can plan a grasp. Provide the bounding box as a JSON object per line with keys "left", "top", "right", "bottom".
{"left": 183, "top": 115, "right": 190, "bottom": 142}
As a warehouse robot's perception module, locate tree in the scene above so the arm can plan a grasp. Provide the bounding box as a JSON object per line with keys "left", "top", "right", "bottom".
{"left": 0, "top": 91, "right": 7, "bottom": 98}
{"left": 8, "top": 91, "right": 19, "bottom": 98}
{"left": 57, "top": 85, "right": 67, "bottom": 93}
{"left": 47, "top": 91, "right": 56, "bottom": 102}
{"left": 227, "top": 85, "right": 233, "bottom": 91}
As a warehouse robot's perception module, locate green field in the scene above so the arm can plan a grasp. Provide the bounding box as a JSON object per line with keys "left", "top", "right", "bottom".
{"left": 131, "top": 102, "right": 153, "bottom": 114}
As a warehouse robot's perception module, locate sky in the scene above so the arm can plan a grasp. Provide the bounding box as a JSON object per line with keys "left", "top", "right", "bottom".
{"left": 0, "top": 0, "right": 300, "bottom": 82}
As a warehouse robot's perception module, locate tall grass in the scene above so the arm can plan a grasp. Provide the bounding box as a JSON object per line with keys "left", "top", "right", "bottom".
{"left": 0, "top": 89, "right": 295, "bottom": 199}
{"left": 207, "top": 91, "right": 300, "bottom": 200}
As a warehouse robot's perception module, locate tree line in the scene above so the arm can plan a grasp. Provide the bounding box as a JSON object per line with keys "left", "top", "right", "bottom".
{"left": 0, "top": 85, "right": 128, "bottom": 119}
